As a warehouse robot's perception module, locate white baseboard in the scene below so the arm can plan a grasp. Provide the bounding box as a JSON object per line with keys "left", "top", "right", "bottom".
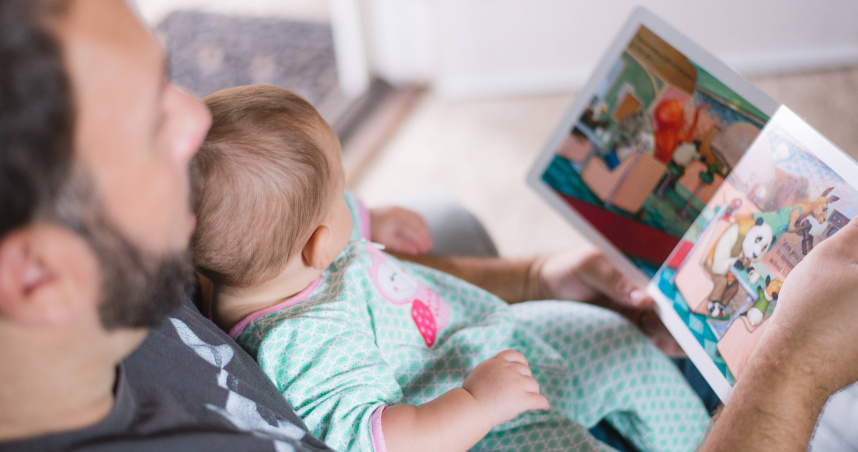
{"left": 433, "top": 44, "right": 858, "bottom": 100}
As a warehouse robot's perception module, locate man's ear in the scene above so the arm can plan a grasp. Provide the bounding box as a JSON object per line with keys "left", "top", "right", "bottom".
{"left": 301, "top": 225, "right": 330, "bottom": 271}
{"left": 0, "top": 226, "right": 97, "bottom": 327}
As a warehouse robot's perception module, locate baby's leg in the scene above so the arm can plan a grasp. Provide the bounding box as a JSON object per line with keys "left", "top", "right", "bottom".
{"left": 474, "top": 416, "right": 617, "bottom": 452}
{"left": 510, "top": 301, "right": 709, "bottom": 452}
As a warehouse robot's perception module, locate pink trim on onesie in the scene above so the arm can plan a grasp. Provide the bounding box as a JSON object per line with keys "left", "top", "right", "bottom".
{"left": 369, "top": 405, "right": 388, "bottom": 452}
{"left": 356, "top": 196, "right": 372, "bottom": 240}
{"left": 228, "top": 277, "right": 324, "bottom": 339}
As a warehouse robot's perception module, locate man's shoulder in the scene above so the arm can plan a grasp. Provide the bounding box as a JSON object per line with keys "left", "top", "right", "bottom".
{"left": 123, "top": 301, "right": 331, "bottom": 450}
{"left": 0, "top": 302, "right": 332, "bottom": 452}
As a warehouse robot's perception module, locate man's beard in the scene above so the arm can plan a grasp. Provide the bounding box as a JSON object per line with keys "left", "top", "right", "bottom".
{"left": 56, "top": 171, "right": 194, "bottom": 330}
{"left": 89, "top": 218, "right": 194, "bottom": 330}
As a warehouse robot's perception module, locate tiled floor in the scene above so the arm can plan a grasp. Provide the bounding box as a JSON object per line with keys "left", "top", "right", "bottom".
{"left": 353, "top": 67, "right": 858, "bottom": 258}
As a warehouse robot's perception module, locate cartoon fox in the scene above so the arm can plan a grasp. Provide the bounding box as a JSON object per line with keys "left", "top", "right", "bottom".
{"left": 741, "top": 275, "right": 782, "bottom": 327}
{"left": 736, "top": 187, "right": 839, "bottom": 255}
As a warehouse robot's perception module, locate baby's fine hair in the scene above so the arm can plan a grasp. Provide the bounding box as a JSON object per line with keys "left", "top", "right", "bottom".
{"left": 192, "top": 85, "right": 331, "bottom": 289}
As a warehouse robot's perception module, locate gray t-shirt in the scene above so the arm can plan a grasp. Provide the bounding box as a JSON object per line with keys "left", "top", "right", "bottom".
{"left": 0, "top": 301, "right": 332, "bottom": 452}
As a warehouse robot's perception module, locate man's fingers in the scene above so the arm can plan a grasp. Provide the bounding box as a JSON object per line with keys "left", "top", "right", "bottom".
{"left": 652, "top": 337, "right": 686, "bottom": 358}
{"left": 843, "top": 216, "right": 858, "bottom": 234}
{"left": 632, "top": 309, "right": 685, "bottom": 356}
{"left": 629, "top": 289, "right": 654, "bottom": 308}
{"left": 581, "top": 254, "right": 651, "bottom": 309}
{"left": 645, "top": 316, "right": 685, "bottom": 356}
{"left": 640, "top": 310, "right": 668, "bottom": 337}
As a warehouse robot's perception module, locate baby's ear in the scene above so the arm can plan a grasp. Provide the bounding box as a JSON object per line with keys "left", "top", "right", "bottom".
{"left": 302, "top": 225, "right": 330, "bottom": 271}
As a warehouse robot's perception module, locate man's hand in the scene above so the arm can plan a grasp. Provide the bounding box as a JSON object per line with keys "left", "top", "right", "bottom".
{"left": 462, "top": 350, "right": 549, "bottom": 427}
{"left": 369, "top": 206, "right": 433, "bottom": 255}
{"left": 531, "top": 248, "right": 684, "bottom": 356}
{"left": 756, "top": 217, "right": 858, "bottom": 396}
{"left": 699, "top": 218, "right": 858, "bottom": 452}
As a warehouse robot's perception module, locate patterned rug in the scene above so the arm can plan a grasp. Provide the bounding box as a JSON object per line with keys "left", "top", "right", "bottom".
{"left": 156, "top": 11, "right": 348, "bottom": 120}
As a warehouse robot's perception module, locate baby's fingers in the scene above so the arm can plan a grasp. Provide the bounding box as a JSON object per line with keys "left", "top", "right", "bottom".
{"left": 520, "top": 374, "right": 540, "bottom": 393}
{"left": 523, "top": 392, "right": 550, "bottom": 411}
{"left": 510, "top": 361, "right": 533, "bottom": 377}
{"left": 495, "top": 350, "right": 528, "bottom": 365}
{"left": 398, "top": 219, "right": 433, "bottom": 253}
{"left": 385, "top": 236, "right": 419, "bottom": 255}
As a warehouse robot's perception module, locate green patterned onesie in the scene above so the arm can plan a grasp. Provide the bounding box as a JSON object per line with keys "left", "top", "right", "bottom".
{"left": 231, "top": 198, "right": 708, "bottom": 452}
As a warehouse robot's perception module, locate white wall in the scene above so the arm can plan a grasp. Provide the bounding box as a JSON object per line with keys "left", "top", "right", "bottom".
{"left": 363, "top": 0, "right": 858, "bottom": 98}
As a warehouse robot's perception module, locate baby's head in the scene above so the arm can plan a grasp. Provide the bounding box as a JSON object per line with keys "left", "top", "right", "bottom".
{"left": 192, "top": 85, "right": 352, "bottom": 294}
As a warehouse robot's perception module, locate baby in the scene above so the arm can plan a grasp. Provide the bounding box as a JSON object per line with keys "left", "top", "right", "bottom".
{"left": 192, "top": 85, "right": 709, "bottom": 452}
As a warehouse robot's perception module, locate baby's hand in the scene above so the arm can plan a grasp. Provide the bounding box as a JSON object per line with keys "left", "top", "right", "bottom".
{"left": 369, "top": 206, "right": 433, "bottom": 255}
{"left": 462, "top": 350, "right": 549, "bottom": 427}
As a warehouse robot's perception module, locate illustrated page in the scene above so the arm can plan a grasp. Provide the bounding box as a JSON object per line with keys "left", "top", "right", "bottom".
{"left": 650, "top": 106, "right": 858, "bottom": 399}
{"left": 538, "top": 25, "right": 770, "bottom": 277}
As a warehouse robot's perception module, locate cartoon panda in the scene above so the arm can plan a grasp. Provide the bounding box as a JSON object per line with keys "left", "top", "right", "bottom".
{"left": 705, "top": 217, "right": 774, "bottom": 318}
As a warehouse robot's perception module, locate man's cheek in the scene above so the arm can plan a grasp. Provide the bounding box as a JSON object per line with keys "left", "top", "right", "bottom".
{"left": 61, "top": 229, "right": 102, "bottom": 310}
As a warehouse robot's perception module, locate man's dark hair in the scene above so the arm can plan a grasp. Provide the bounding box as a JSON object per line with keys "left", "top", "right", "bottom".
{"left": 0, "top": 0, "right": 194, "bottom": 330}
{"left": 0, "top": 0, "right": 74, "bottom": 237}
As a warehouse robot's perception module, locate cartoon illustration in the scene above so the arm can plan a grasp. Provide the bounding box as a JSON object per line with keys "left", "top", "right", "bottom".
{"left": 739, "top": 275, "right": 781, "bottom": 327}
{"left": 698, "top": 185, "right": 840, "bottom": 318}
{"left": 653, "top": 113, "right": 858, "bottom": 384}
{"left": 368, "top": 243, "right": 450, "bottom": 347}
{"left": 704, "top": 215, "right": 773, "bottom": 318}
{"left": 746, "top": 266, "right": 761, "bottom": 285}
{"left": 373, "top": 256, "right": 419, "bottom": 306}
{"left": 653, "top": 100, "right": 710, "bottom": 164}
{"left": 753, "top": 187, "right": 839, "bottom": 255}
{"left": 541, "top": 24, "right": 768, "bottom": 275}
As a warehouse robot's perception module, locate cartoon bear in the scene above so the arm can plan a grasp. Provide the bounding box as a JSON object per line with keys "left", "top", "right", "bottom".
{"left": 704, "top": 217, "right": 774, "bottom": 318}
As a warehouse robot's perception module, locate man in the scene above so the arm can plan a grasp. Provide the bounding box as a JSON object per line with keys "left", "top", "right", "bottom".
{"left": 0, "top": 0, "right": 854, "bottom": 450}
{"left": 0, "top": 1, "right": 325, "bottom": 450}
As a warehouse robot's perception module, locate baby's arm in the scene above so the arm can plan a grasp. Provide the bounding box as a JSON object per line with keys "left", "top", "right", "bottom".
{"left": 382, "top": 350, "right": 549, "bottom": 452}
{"left": 344, "top": 192, "right": 433, "bottom": 254}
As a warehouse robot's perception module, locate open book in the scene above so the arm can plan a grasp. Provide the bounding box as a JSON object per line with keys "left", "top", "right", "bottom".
{"left": 527, "top": 7, "right": 858, "bottom": 402}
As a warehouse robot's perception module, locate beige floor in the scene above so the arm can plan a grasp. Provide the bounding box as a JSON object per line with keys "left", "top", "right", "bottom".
{"left": 353, "top": 67, "right": 858, "bottom": 258}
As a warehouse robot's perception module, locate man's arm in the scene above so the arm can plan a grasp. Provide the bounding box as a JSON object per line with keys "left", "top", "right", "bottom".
{"left": 394, "top": 246, "right": 685, "bottom": 356}
{"left": 698, "top": 334, "right": 830, "bottom": 451}
{"left": 699, "top": 219, "right": 858, "bottom": 451}
{"left": 391, "top": 252, "right": 538, "bottom": 303}
{"left": 393, "top": 246, "right": 640, "bottom": 305}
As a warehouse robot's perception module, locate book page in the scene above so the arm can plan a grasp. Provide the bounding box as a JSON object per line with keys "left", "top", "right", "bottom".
{"left": 528, "top": 8, "right": 777, "bottom": 285}
{"left": 649, "top": 106, "right": 858, "bottom": 402}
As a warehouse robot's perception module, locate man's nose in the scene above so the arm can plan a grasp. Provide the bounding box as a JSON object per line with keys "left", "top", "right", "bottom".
{"left": 167, "top": 84, "right": 212, "bottom": 166}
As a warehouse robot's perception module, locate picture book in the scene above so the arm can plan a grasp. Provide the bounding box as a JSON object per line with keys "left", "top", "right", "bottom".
{"left": 527, "top": 7, "right": 858, "bottom": 402}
